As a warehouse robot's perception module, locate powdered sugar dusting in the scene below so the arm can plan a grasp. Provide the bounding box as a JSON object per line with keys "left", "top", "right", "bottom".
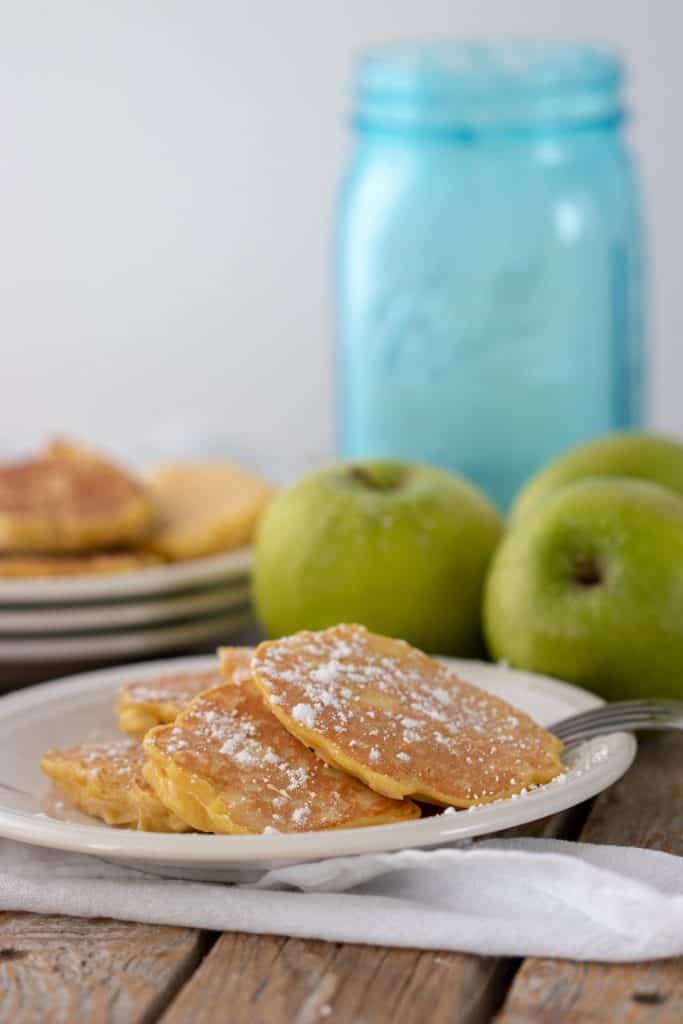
{"left": 149, "top": 679, "right": 413, "bottom": 833}
{"left": 439, "top": 738, "right": 612, "bottom": 815}
{"left": 291, "top": 806, "right": 311, "bottom": 825}
{"left": 311, "top": 662, "right": 342, "bottom": 686}
{"left": 46, "top": 738, "right": 146, "bottom": 790}
{"left": 121, "top": 668, "right": 223, "bottom": 708}
{"left": 254, "top": 624, "right": 563, "bottom": 805}
{"left": 292, "top": 703, "right": 317, "bottom": 728}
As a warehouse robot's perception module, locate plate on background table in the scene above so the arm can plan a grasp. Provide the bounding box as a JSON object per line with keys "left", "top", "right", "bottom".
{"left": 0, "top": 548, "right": 256, "bottom": 685}
{"left": 0, "top": 608, "right": 255, "bottom": 662}
{"left": 0, "top": 547, "right": 253, "bottom": 605}
{"left": 0, "top": 581, "right": 251, "bottom": 634}
{"left": 0, "top": 655, "right": 636, "bottom": 882}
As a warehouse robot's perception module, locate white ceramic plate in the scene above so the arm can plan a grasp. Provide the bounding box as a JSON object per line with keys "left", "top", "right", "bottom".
{"left": 0, "top": 655, "right": 635, "bottom": 881}
{"left": 0, "top": 582, "right": 251, "bottom": 635}
{"left": 0, "top": 548, "right": 253, "bottom": 606}
{"left": 0, "top": 611, "right": 254, "bottom": 662}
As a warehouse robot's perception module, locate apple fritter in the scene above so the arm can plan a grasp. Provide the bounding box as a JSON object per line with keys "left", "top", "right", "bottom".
{"left": 144, "top": 462, "right": 274, "bottom": 561}
{"left": 116, "top": 654, "right": 252, "bottom": 737}
{"left": 217, "top": 646, "right": 255, "bottom": 684}
{"left": 40, "top": 738, "right": 190, "bottom": 832}
{"left": 0, "top": 439, "right": 155, "bottom": 553}
{"left": 143, "top": 678, "right": 420, "bottom": 834}
{"left": 251, "top": 624, "right": 564, "bottom": 807}
{"left": 0, "top": 551, "right": 160, "bottom": 578}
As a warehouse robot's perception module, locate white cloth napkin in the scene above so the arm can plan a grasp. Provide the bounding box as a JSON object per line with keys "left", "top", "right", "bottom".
{"left": 1, "top": 836, "right": 682, "bottom": 962}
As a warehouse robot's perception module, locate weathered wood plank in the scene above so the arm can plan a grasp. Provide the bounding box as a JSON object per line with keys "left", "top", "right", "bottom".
{"left": 161, "top": 809, "right": 585, "bottom": 1024}
{"left": 497, "top": 733, "right": 683, "bottom": 1024}
{"left": 495, "top": 958, "right": 683, "bottom": 1023}
{"left": 0, "top": 912, "right": 205, "bottom": 1024}
{"left": 580, "top": 732, "right": 683, "bottom": 856}
{"left": 160, "top": 932, "right": 516, "bottom": 1024}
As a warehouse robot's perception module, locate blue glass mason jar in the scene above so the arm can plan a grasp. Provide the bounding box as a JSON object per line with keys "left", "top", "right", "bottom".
{"left": 336, "top": 43, "right": 644, "bottom": 509}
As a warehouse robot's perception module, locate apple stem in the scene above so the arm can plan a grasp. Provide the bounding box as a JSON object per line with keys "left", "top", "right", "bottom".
{"left": 349, "top": 465, "right": 400, "bottom": 491}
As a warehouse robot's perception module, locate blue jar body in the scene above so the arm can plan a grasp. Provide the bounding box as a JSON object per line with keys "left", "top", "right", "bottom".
{"left": 337, "top": 121, "right": 644, "bottom": 509}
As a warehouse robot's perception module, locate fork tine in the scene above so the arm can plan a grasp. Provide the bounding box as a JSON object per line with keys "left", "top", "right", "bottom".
{"left": 560, "top": 700, "right": 673, "bottom": 721}
{"left": 557, "top": 712, "right": 643, "bottom": 737}
{"left": 549, "top": 698, "right": 683, "bottom": 745}
{"left": 556, "top": 719, "right": 668, "bottom": 742}
{"left": 555, "top": 708, "right": 667, "bottom": 729}
{"left": 554, "top": 709, "right": 659, "bottom": 729}
{"left": 551, "top": 700, "right": 677, "bottom": 731}
{"left": 556, "top": 724, "right": 636, "bottom": 742}
{"left": 558, "top": 721, "right": 675, "bottom": 747}
{"left": 552, "top": 709, "right": 674, "bottom": 740}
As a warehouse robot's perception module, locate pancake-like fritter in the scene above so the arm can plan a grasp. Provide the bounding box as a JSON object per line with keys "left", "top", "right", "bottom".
{"left": 41, "top": 738, "right": 190, "bottom": 832}
{"left": 217, "top": 646, "right": 255, "bottom": 684}
{"left": 143, "top": 679, "right": 420, "bottom": 834}
{"left": 0, "top": 550, "right": 160, "bottom": 578}
{"left": 0, "top": 440, "right": 155, "bottom": 553}
{"left": 116, "top": 654, "right": 251, "bottom": 737}
{"left": 251, "top": 624, "right": 564, "bottom": 808}
{"left": 144, "top": 462, "right": 274, "bottom": 561}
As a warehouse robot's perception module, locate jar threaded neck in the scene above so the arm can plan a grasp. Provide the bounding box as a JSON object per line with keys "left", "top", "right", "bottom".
{"left": 355, "top": 42, "right": 624, "bottom": 133}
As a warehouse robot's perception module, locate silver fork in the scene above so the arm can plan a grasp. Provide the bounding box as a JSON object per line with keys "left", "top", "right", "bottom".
{"left": 551, "top": 699, "right": 683, "bottom": 748}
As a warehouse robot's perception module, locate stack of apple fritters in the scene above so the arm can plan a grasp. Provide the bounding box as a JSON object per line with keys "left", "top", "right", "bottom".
{"left": 0, "top": 438, "right": 274, "bottom": 577}
{"left": 41, "top": 625, "right": 563, "bottom": 835}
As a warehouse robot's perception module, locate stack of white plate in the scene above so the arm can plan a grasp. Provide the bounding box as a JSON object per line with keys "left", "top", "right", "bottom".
{"left": 0, "top": 549, "right": 257, "bottom": 687}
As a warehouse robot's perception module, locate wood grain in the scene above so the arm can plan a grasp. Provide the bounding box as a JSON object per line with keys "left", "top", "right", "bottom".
{"left": 495, "top": 958, "right": 683, "bottom": 1023}
{"left": 160, "top": 933, "right": 516, "bottom": 1024}
{"left": 160, "top": 808, "right": 585, "bottom": 1024}
{"left": 6, "top": 735, "right": 676, "bottom": 1023}
{"left": 580, "top": 732, "right": 683, "bottom": 856}
{"left": 496, "top": 733, "right": 683, "bottom": 1024}
{"left": 0, "top": 912, "right": 205, "bottom": 1024}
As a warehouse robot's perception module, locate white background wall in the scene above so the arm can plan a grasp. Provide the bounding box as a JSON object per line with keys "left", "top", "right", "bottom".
{"left": 1, "top": 1, "right": 681, "bottom": 462}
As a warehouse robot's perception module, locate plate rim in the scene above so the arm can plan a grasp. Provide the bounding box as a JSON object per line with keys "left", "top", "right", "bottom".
{"left": 0, "top": 654, "right": 637, "bottom": 863}
{"left": 0, "top": 548, "right": 253, "bottom": 605}
{"left": 0, "top": 582, "right": 252, "bottom": 635}
{"left": 0, "top": 612, "right": 255, "bottom": 661}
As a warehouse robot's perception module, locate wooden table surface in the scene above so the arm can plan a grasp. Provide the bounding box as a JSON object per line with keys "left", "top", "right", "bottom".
{"left": 1, "top": 732, "right": 681, "bottom": 1023}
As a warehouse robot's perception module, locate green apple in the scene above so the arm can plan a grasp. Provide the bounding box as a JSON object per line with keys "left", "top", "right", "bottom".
{"left": 511, "top": 432, "right": 683, "bottom": 524}
{"left": 484, "top": 476, "right": 683, "bottom": 700}
{"left": 253, "top": 461, "right": 503, "bottom": 655}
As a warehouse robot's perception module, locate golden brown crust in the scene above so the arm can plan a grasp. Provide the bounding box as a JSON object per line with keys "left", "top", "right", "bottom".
{"left": 252, "top": 625, "right": 564, "bottom": 808}
{"left": 116, "top": 666, "right": 232, "bottom": 737}
{"left": 40, "top": 738, "right": 190, "bottom": 832}
{"left": 0, "top": 440, "right": 155, "bottom": 553}
{"left": 216, "top": 646, "right": 256, "bottom": 684}
{"left": 143, "top": 462, "right": 274, "bottom": 561}
{"left": 143, "top": 679, "right": 420, "bottom": 834}
{"left": 0, "top": 551, "right": 161, "bottom": 578}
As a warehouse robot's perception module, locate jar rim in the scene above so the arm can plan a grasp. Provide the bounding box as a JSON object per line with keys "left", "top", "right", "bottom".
{"left": 355, "top": 41, "right": 624, "bottom": 131}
